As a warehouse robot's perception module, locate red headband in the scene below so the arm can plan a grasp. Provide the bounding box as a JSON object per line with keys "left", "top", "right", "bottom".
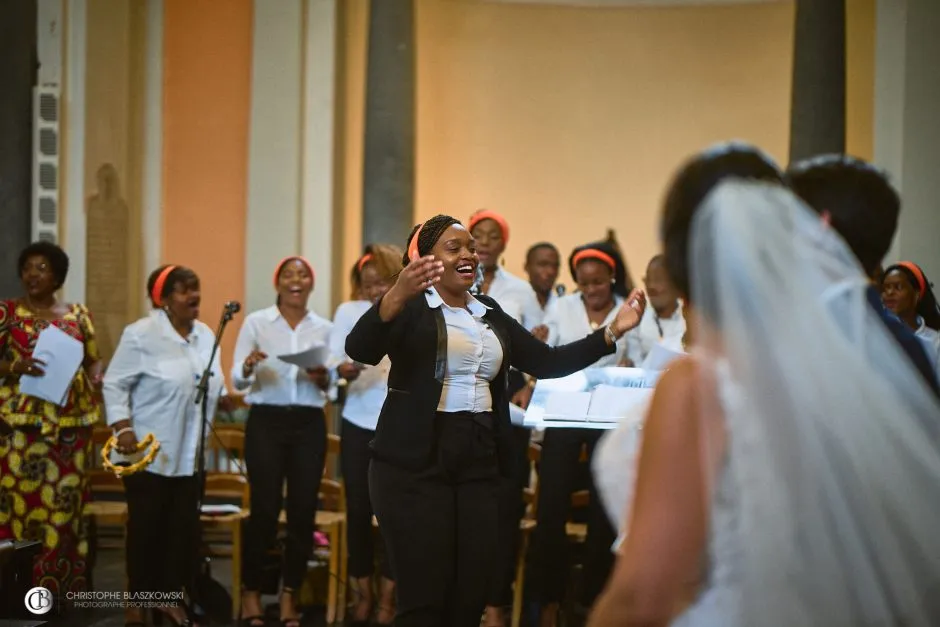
{"left": 151, "top": 265, "right": 177, "bottom": 307}
{"left": 273, "top": 256, "right": 315, "bottom": 287}
{"left": 898, "top": 261, "right": 927, "bottom": 299}
{"left": 357, "top": 253, "right": 374, "bottom": 273}
{"left": 572, "top": 249, "right": 616, "bottom": 271}
{"left": 467, "top": 209, "right": 510, "bottom": 245}
{"left": 408, "top": 223, "right": 425, "bottom": 262}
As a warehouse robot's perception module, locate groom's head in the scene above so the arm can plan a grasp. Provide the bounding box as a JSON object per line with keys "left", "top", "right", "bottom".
{"left": 786, "top": 155, "right": 900, "bottom": 279}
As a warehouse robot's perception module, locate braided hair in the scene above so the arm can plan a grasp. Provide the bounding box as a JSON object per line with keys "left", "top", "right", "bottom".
{"left": 402, "top": 214, "right": 461, "bottom": 266}
{"left": 568, "top": 240, "right": 630, "bottom": 299}
{"left": 883, "top": 263, "right": 940, "bottom": 331}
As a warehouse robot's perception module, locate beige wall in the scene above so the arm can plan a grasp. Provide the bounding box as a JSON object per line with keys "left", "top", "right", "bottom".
{"left": 83, "top": 0, "right": 147, "bottom": 360}
{"left": 340, "top": 0, "right": 875, "bottom": 288}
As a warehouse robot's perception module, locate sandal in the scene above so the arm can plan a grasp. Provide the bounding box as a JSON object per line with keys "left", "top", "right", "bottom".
{"left": 241, "top": 588, "right": 266, "bottom": 626}
{"left": 279, "top": 588, "right": 301, "bottom": 627}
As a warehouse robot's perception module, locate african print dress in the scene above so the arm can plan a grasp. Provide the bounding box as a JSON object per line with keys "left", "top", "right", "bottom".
{"left": 0, "top": 299, "right": 101, "bottom": 596}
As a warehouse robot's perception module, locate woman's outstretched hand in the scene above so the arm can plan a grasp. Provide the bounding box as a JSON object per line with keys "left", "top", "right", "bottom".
{"left": 610, "top": 289, "right": 648, "bottom": 338}
{"left": 379, "top": 255, "right": 445, "bottom": 322}
{"left": 397, "top": 255, "right": 445, "bottom": 298}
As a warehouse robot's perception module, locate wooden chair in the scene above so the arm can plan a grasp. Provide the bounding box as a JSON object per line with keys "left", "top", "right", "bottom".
{"left": 208, "top": 427, "right": 246, "bottom": 474}
{"left": 85, "top": 427, "right": 128, "bottom": 547}
{"left": 510, "top": 442, "right": 593, "bottom": 627}
{"left": 278, "top": 433, "right": 347, "bottom": 624}
{"left": 317, "top": 434, "right": 347, "bottom": 624}
{"left": 200, "top": 473, "right": 250, "bottom": 619}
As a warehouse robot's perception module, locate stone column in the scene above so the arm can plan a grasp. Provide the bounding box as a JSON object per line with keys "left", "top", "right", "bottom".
{"left": 0, "top": 0, "right": 37, "bottom": 298}
{"left": 361, "top": 0, "right": 415, "bottom": 249}
{"left": 789, "top": 0, "right": 847, "bottom": 163}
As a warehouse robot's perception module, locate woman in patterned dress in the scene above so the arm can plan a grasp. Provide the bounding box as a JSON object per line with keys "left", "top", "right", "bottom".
{"left": 0, "top": 241, "right": 103, "bottom": 598}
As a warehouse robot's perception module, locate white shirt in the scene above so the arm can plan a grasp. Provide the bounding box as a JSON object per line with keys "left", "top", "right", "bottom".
{"left": 102, "top": 310, "right": 226, "bottom": 477}
{"left": 626, "top": 302, "right": 686, "bottom": 367}
{"left": 913, "top": 317, "right": 940, "bottom": 379}
{"left": 484, "top": 267, "right": 544, "bottom": 330}
{"left": 426, "top": 288, "right": 504, "bottom": 413}
{"left": 328, "top": 300, "right": 390, "bottom": 431}
{"left": 231, "top": 305, "right": 334, "bottom": 407}
{"left": 540, "top": 289, "right": 560, "bottom": 313}
{"left": 543, "top": 293, "right": 627, "bottom": 367}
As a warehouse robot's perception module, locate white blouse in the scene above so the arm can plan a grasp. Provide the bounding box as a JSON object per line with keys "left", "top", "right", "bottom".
{"left": 425, "top": 288, "right": 504, "bottom": 413}
{"left": 543, "top": 293, "right": 626, "bottom": 367}
{"left": 328, "top": 300, "right": 390, "bottom": 431}
{"left": 625, "top": 302, "right": 686, "bottom": 367}
{"left": 102, "top": 310, "right": 226, "bottom": 477}
{"left": 913, "top": 317, "right": 940, "bottom": 380}
{"left": 231, "top": 305, "right": 334, "bottom": 408}
{"left": 482, "top": 267, "right": 544, "bottom": 331}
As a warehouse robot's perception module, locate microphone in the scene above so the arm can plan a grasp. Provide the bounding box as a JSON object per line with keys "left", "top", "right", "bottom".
{"left": 224, "top": 300, "right": 241, "bottom": 314}
{"left": 555, "top": 284, "right": 566, "bottom": 297}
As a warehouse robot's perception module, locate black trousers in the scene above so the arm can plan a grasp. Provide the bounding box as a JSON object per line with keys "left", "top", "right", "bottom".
{"left": 488, "top": 371, "right": 531, "bottom": 607}
{"left": 370, "top": 411, "right": 500, "bottom": 627}
{"left": 340, "top": 418, "right": 392, "bottom": 580}
{"left": 123, "top": 471, "right": 200, "bottom": 599}
{"left": 242, "top": 404, "right": 327, "bottom": 591}
{"left": 525, "top": 428, "right": 615, "bottom": 607}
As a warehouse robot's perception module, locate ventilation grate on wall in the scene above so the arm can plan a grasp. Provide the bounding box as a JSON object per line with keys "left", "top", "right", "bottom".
{"left": 32, "top": 85, "right": 60, "bottom": 244}
{"left": 39, "top": 128, "right": 57, "bottom": 156}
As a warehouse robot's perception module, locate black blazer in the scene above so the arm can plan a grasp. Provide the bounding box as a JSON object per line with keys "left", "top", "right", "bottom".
{"left": 345, "top": 292, "right": 616, "bottom": 475}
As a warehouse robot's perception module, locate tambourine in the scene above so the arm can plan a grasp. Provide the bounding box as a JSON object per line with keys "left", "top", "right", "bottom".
{"left": 101, "top": 433, "right": 162, "bottom": 477}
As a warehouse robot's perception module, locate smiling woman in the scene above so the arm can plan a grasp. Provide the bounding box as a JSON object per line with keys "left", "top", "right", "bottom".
{"left": 345, "top": 214, "right": 648, "bottom": 627}
{"left": 0, "top": 241, "right": 103, "bottom": 602}
{"left": 232, "top": 255, "right": 333, "bottom": 627}
{"left": 102, "top": 263, "right": 227, "bottom": 627}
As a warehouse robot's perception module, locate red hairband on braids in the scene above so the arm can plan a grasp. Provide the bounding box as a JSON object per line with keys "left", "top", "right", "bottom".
{"left": 467, "top": 209, "right": 510, "bottom": 245}
{"left": 151, "top": 265, "right": 178, "bottom": 307}
{"left": 572, "top": 248, "right": 617, "bottom": 271}
{"left": 408, "top": 223, "right": 425, "bottom": 262}
{"left": 273, "top": 256, "right": 316, "bottom": 288}
{"left": 897, "top": 261, "right": 927, "bottom": 299}
{"left": 357, "top": 253, "right": 374, "bottom": 273}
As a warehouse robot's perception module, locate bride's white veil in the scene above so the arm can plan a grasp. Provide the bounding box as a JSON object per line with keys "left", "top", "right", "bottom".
{"left": 690, "top": 179, "right": 940, "bottom": 626}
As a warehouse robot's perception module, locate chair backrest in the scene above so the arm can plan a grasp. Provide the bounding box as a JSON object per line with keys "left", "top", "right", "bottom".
{"left": 87, "top": 468, "right": 125, "bottom": 497}
{"left": 90, "top": 425, "right": 114, "bottom": 471}
{"left": 319, "top": 434, "right": 344, "bottom": 511}
{"left": 204, "top": 473, "right": 250, "bottom": 509}
{"left": 209, "top": 427, "right": 246, "bottom": 473}
{"left": 525, "top": 440, "right": 591, "bottom": 519}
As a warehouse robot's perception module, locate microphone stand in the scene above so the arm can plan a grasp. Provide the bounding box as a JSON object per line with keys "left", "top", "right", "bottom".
{"left": 190, "top": 302, "right": 238, "bottom": 620}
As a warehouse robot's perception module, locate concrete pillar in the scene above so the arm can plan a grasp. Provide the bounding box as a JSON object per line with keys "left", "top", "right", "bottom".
{"left": 0, "top": 0, "right": 37, "bottom": 297}
{"left": 789, "top": 0, "right": 847, "bottom": 163}
{"left": 361, "top": 0, "right": 415, "bottom": 249}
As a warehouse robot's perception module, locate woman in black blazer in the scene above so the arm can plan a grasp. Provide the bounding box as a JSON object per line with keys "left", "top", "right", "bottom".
{"left": 346, "top": 214, "right": 646, "bottom": 627}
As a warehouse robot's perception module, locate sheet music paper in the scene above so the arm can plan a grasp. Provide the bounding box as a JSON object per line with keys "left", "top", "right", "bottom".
{"left": 642, "top": 342, "right": 685, "bottom": 371}
{"left": 509, "top": 403, "right": 527, "bottom": 426}
{"left": 278, "top": 344, "right": 329, "bottom": 369}
{"left": 19, "top": 324, "right": 85, "bottom": 406}
{"left": 524, "top": 367, "right": 657, "bottom": 429}
{"left": 543, "top": 391, "right": 592, "bottom": 421}
{"left": 586, "top": 384, "right": 653, "bottom": 422}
